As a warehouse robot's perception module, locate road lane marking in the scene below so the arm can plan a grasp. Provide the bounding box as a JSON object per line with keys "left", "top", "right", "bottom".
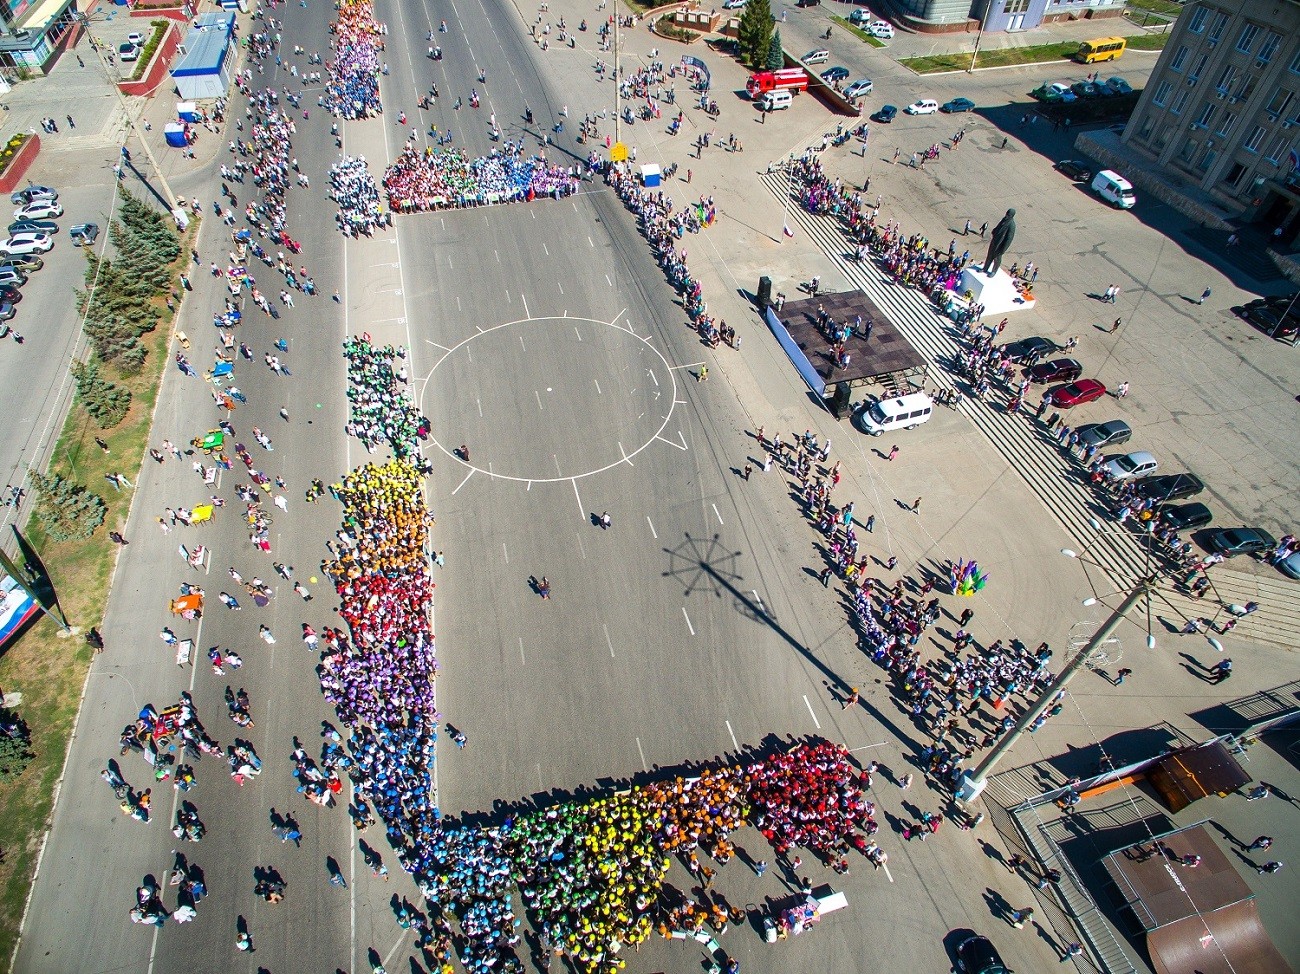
{"left": 636, "top": 737, "right": 648, "bottom": 772}
{"left": 576, "top": 532, "right": 586, "bottom": 560}
{"left": 522, "top": 294, "right": 529, "bottom": 318}
{"left": 803, "top": 694, "right": 822, "bottom": 729}
{"left": 593, "top": 379, "right": 601, "bottom": 394}
{"left": 477, "top": 398, "right": 483, "bottom": 417}
{"left": 519, "top": 638, "right": 526, "bottom": 666}
{"left": 752, "top": 590, "right": 765, "bottom": 613}
{"left": 535, "top": 390, "right": 543, "bottom": 411}
{"left": 725, "top": 720, "right": 739, "bottom": 751}
{"left": 655, "top": 434, "right": 688, "bottom": 451}
{"left": 452, "top": 469, "right": 475, "bottom": 494}
{"left": 604, "top": 624, "right": 615, "bottom": 658}
{"left": 646, "top": 516, "right": 657, "bottom": 538}
{"left": 502, "top": 543, "right": 508, "bottom": 563}
{"left": 619, "top": 442, "right": 632, "bottom": 466}
{"left": 712, "top": 503, "right": 724, "bottom": 526}
{"left": 572, "top": 478, "right": 583, "bottom": 517}
{"left": 605, "top": 273, "right": 613, "bottom": 287}
{"left": 682, "top": 607, "right": 695, "bottom": 636}
{"left": 648, "top": 369, "right": 658, "bottom": 387}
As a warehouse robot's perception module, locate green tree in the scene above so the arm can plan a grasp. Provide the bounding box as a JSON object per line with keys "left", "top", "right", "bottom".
{"left": 118, "top": 190, "right": 180, "bottom": 267}
{"left": 82, "top": 317, "right": 147, "bottom": 373}
{"left": 0, "top": 711, "right": 34, "bottom": 782}
{"left": 71, "top": 360, "right": 132, "bottom": 428}
{"left": 737, "top": 0, "right": 774, "bottom": 70}
{"left": 766, "top": 28, "right": 784, "bottom": 70}
{"left": 28, "top": 472, "right": 107, "bottom": 542}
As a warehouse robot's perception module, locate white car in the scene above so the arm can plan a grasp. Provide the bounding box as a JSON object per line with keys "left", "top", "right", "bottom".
{"left": 802, "top": 49, "right": 830, "bottom": 65}
{"left": 1102, "top": 451, "right": 1158, "bottom": 481}
{"left": 904, "top": 99, "right": 939, "bottom": 115}
{"left": 118, "top": 42, "right": 139, "bottom": 61}
{"left": 0, "top": 233, "right": 54, "bottom": 255}
{"left": 126, "top": 31, "right": 145, "bottom": 46}
{"left": 849, "top": 8, "right": 870, "bottom": 24}
{"left": 13, "top": 200, "right": 62, "bottom": 220}
{"left": 722, "top": 0, "right": 747, "bottom": 8}
{"left": 844, "top": 79, "right": 874, "bottom": 99}
{"left": 867, "top": 21, "right": 894, "bottom": 38}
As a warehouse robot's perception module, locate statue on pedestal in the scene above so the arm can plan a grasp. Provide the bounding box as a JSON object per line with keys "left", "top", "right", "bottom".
{"left": 984, "top": 208, "right": 1016, "bottom": 276}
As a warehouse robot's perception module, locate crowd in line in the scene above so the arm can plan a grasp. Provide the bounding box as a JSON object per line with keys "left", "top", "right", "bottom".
{"left": 324, "top": 0, "right": 384, "bottom": 119}
{"left": 382, "top": 142, "right": 580, "bottom": 212}
{"left": 328, "top": 155, "right": 388, "bottom": 237}
{"left": 343, "top": 336, "right": 428, "bottom": 457}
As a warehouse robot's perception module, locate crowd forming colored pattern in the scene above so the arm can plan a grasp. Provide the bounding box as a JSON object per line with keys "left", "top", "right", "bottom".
{"left": 324, "top": 0, "right": 384, "bottom": 120}
{"left": 382, "top": 143, "right": 581, "bottom": 212}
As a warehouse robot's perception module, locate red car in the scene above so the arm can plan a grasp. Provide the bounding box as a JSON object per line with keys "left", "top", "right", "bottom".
{"left": 1026, "top": 357, "right": 1082, "bottom": 384}
{"left": 1049, "top": 378, "right": 1107, "bottom": 408}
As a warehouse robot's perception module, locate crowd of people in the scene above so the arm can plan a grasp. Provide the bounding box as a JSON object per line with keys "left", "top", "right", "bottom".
{"left": 382, "top": 142, "right": 580, "bottom": 212}
{"left": 328, "top": 155, "right": 388, "bottom": 236}
{"left": 324, "top": 0, "right": 384, "bottom": 119}
{"left": 343, "top": 336, "right": 428, "bottom": 457}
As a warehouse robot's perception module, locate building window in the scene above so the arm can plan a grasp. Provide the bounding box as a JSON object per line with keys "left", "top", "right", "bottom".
{"left": 1199, "top": 148, "right": 1217, "bottom": 172}
{"left": 1216, "top": 111, "right": 1237, "bottom": 137}
{"left": 1238, "top": 75, "right": 1257, "bottom": 102}
{"left": 1189, "top": 53, "right": 1208, "bottom": 81}
{"left": 1235, "top": 23, "right": 1260, "bottom": 55}
{"left": 1180, "top": 138, "right": 1197, "bottom": 163}
{"left": 1153, "top": 80, "right": 1172, "bottom": 106}
{"left": 1170, "top": 45, "right": 1188, "bottom": 72}
{"left": 1187, "top": 6, "right": 1207, "bottom": 33}
{"left": 1208, "top": 10, "right": 1229, "bottom": 43}
{"left": 1002, "top": 0, "right": 1030, "bottom": 13}
{"left": 1215, "top": 65, "right": 1237, "bottom": 93}
{"left": 1291, "top": 48, "right": 1300, "bottom": 75}
{"left": 1170, "top": 89, "right": 1190, "bottom": 115}
{"left": 1244, "top": 125, "right": 1267, "bottom": 152}
{"left": 1195, "top": 102, "right": 1215, "bottom": 128}
{"left": 1223, "top": 162, "right": 1247, "bottom": 187}
{"left": 1257, "top": 31, "right": 1281, "bottom": 64}
{"left": 1266, "top": 88, "right": 1294, "bottom": 118}
{"left": 1266, "top": 136, "right": 1290, "bottom": 164}
{"left": 1139, "top": 116, "right": 1156, "bottom": 140}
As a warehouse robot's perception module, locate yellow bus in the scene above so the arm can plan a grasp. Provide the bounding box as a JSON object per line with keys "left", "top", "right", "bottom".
{"left": 1075, "top": 37, "right": 1126, "bottom": 63}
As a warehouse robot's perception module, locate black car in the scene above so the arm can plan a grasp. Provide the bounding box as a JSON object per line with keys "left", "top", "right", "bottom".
{"left": 872, "top": 104, "right": 897, "bottom": 123}
{"left": 1026, "top": 357, "right": 1083, "bottom": 384}
{"left": 1136, "top": 472, "right": 1205, "bottom": 502}
{"left": 1243, "top": 303, "right": 1299, "bottom": 342}
{"left": 956, "top": 934, "right": 1012, "bottom": 974}
{"left": 821, "top": 66, "right": 850, "bottom": 82}
{"left": 1158, "top": 502, "right": 1213, "bottom": 531}
{"left": 1055, "top": 159, "right": 1093, "bottom": 182}
{"left": 0, "top": 285, "right": 22, "bottom": 304}
{"left": 999, "top": 335, "right": 1059, "bottom": 364}
{"left": 1076, "top": 418, "right": 1131, "bottom": 449}
{"left": 8, "top": 219, "right": 59, "bottom": 236}
{"left": 1207, "top": 527, "right": 1277, "bottom": 557}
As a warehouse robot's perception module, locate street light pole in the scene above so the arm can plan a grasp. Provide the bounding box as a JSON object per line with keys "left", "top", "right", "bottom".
{"left": 613, "top": 3, "right": 621, "bottom": 153}
{"left": 955, "top": 573, "right": 1158, "bottom": 804}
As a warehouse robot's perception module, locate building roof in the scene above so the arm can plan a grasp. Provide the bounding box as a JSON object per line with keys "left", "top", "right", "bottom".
{"left": 1147, "top": 740, "right": 1252, "bottom": 812}
{"left": 171, "top": 11, "right": 234, "bottom": 77}
{"left": 777, "top": 291, "right": 927, "bottom": 388}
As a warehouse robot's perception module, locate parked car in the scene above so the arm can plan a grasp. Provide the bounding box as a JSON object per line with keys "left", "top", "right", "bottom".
{"left": 904, "top": 99, "right": 939, "bottom": 115}
{"left": 796, "top": 0, "right": 820, "bottom": 7}
{"left": 0, "top": 253, "right": 43, "bottom": 272}
{"left": 849, "top": 8, "right": 870, "bottom": 23}
{"left": 844, "top": 79, "right": 874, "bottom": 99}
{"left": 0, "top": 233, "right": 53, "bottom": 255}
{"left": 0, "top": 300, "right": 14, "bottom": 322}
{"left": 10, "top": 185, "right": 57, "bottom": 206}
{"left": 1072, "top": 80, "right": 1105, "bottom": 99}
{"left": 1055, "top": 159, "right": 1093, "bottom": 182}
{"left": 867, "top": 21, "right": 894, "bottom": 38}
{"left": 1048, "top": 378, "right": 1106, "bottom": 408}
{"left": 872, "top": 104, "right": 897, "bottom": 123}
{"left": 1278, "top": 549, "right": 1300, "bottom": 579}
{"left": 1136, "top": 472, "right": 1204, "bottom": 502}
{"left": 1026, "top": 358, "right": 1083, "bottom": 384}
{"left": 1032, "top": 82, "right": 1077, "bottom": 103}
{"left": 821, "top": 66, "right": 850, "bottom": 82}
{"left": 802, "top": 48, "right": 830, "bottom": 64}
{"left": 14, "top": 200, "right": 63, "bottom": 220}
{"left": 999, "top": 335, "right": 1058, "bottom": 364}
{"left": 8, "top": 219, "right": 59, "bottom": 236}
{"left": 118, "top": 41, "right": 140, "bottom": 61}
{"left": 70, "top": 222, "right": 100, "bottom": 246}
{"left": 1075, "top": 419, "right": 1131, "bottom": 450}
{"left": 0, "top": 268, "right": 28, "bottom": 288}
{"left": 1102, "top": 450, "right": 1158, "bottom": 480}
{"left": 1106, "top": 76, "right": 1133, "bottom": 95}
{"left": 1243, "top": 302, "right": 1300, "bottom": 342}
{"left": 1159, "top": 502, "right": 1213, "bottom": 532}
{"left": 1207, "top": 527, "right": 1277, "bottom": 558}
{"left": 955, "top": 934, "right": 1011, "bottom": 974}
{"left": 0, "top": 284, "right": 21, "bottom": 303}
{"left": 941, "top": 97, "right": 975, "bottom": 113}
{"left": 126, "top": 31, "right": 145, "bottom": 46}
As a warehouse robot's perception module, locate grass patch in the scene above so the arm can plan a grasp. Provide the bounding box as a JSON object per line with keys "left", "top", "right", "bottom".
{"left": 0, "top": 133, "right": 34, "bottom": 183}
{"left": 1123, "top": 0, "right": 1182, "bottom": 17}
{"left": 829, "top": 17, "right": 886, "bottom": 47}
{"left": 901, "top": 35, "right": 1165, "bottom": 73}
{"left": 654, "top": 18, "right": 700, "bottom": 43}
{"left": 0, "top": 219, "right": 197, "bottom": 961}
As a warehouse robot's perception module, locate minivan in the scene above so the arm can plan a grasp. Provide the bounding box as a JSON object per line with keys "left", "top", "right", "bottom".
{"left": 854, "top": 392, "right": 934, "bottom": 436}
{"left": 1091, "top": 169, "right": 1135, "bottom": 209}
{"left": 760, "top": 90, "right": 793, "bottom": 112}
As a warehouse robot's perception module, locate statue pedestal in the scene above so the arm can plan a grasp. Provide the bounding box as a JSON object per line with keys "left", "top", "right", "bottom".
{"left": 950, "top": 265, "right": 1035, "bottom": 315}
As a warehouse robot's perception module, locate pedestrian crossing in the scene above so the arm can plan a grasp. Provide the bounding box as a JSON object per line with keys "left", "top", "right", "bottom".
{"left": 758, "top": 172, "right": 1298, "bottom": 649}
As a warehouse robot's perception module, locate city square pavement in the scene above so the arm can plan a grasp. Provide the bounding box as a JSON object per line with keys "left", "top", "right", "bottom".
{"left": 8, "top": 2, "right": 1299, "bottom": 974}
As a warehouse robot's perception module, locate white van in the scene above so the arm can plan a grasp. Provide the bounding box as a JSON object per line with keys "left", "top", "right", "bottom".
{"left": 854, "top": 392, "right": 934, "bottom": 436}
{"left": 1091, "top": 169, "right": 1135, "bottom": 209}
{"left": 760, "top": 89, "right": 794, "bottom": 112}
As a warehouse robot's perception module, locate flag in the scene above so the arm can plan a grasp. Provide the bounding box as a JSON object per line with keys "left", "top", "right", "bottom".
{"left": 783, "top": 224, "right": 795, "bottom": 238}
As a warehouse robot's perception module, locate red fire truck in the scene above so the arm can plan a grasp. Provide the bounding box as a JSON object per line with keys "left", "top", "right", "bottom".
{"left": 745, "top": 68, "right": 809, "bottom": 99}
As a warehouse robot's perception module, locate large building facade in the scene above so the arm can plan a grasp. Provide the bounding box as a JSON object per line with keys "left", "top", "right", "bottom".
{"left": 1122, "top": 0, "right": 1300, "bottom": 241}
{"left": 898, "top": 0, "right": 1122, "bottom": 33}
